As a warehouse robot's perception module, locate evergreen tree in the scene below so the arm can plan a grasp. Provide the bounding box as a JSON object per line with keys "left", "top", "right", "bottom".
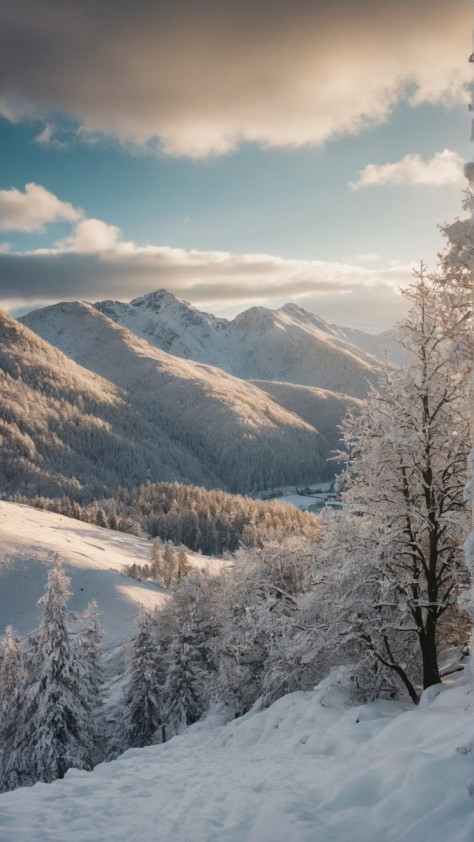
{"left": 163, "top": 543, "right": 177, "bottom": 587}
{"left": 0, "top": 627, "right": 26, "bottom": 791}
{"left": 77, "top": 600, "right": 104, "bottom": 725}
{"left": 161, "top": 628, "right": 206, "bottom": 735}
{"left": 150, "top": 541, "right": 164, "bottom": 580}
{"left": 3, "top": 559, "right": 96, "bottom": 788}
{"left": 177, "top": 546, "right": 191, "bottom": 582}
{"left": 123, "top": 608, "right": 164, "bottom": 748}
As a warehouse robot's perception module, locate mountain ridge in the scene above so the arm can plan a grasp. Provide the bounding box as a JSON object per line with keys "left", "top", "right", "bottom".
{"left": 92, "top": 290, "right": 381, "bottom": 398}
{"left": 7, "top": 306, "right": 336, "bottom": 494}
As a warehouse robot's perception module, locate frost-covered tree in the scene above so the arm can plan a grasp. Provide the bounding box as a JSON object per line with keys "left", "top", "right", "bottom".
{"left": 123, "top": 608, "right": 164, "bottom": 748}
{"left": 160, "top": 575, "right": 218, "bottom": 733}
{"left": 77, "top": 600, "right": 104, "bottom": 739}
{"left": 176, "top": 546, "right": 191, "bottom": 582}
{"left": 161, "top": 629, "right": 207, "bottom": 734}
{"left": 331, "top": 268, "right": 470, "bottom": 701}
{"left": 150, "top": 541, "right": 164, "bottom": 580}
{"left": 3, "top": 560, "right": 97, "bottom": 788}
{"left": 163, "top": 543, "right": 178, "bottom": 587}
{"left": 0, "top": 627, "right": 26, "bottom": 790}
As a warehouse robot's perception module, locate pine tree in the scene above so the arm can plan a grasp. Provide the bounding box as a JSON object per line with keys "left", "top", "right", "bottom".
{"left": 163, "top": 543, "right": 178, "bottom": 587}
{"left": 77, "top": 601, "right": 104, "bottom": 727}
{"left": 150, "top": 541, "right": 164, "bottom": 580}
{"left": 3, "top": 559, "right": 97, "bottom": 787}
{"left": 0, "top": 627, "right": 26, "bottom": 791}
{"left": 177, "top": 546, "right": 191, "bottom": 582}
{"left": 123, "top": 608, "right": 164, "bottom": 748}
{"left": 161, "top": 628, "right": 205, "bottom": 735}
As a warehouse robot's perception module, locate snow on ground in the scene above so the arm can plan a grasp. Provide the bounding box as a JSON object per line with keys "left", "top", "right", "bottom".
{"left": 0, "top": 502, "right": 224, "bottom": 649}
{"left": 0, "top": 669, "right": 472, "bottom": 842}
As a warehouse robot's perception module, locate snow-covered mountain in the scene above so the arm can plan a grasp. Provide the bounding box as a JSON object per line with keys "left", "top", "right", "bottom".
{"left": 0, "top": 310, "right": 220, "bottom": 496}
{"left": 13, "top": 305, "right": 333, "bottom": 491}
{"left": 331, "top": 322, "right": 405, "bottom": 365}
{"left": 94, "top": 290, "right": 381, "bottom": 399}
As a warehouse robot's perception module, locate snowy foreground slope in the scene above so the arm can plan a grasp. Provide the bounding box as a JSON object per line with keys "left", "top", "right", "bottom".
{"left": 0, "top": 502, "right": 222, "bottom": 648}
{"left": 0, "top": 671, "right": 472, "bottom": 842}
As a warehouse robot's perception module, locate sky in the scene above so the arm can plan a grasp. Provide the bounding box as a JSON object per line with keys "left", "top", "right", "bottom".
{"left": 0, "top": 0, "right": 471, "bottom": 331}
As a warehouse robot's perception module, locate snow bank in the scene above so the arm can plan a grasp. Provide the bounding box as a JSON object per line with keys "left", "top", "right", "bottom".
{"left": 0, "top": 670, "right": 472, "bottom": 842}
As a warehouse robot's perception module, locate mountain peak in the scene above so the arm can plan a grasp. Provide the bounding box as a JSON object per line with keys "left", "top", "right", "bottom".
{"left": 130, "top": 289, "right": 185, "bottom": 312}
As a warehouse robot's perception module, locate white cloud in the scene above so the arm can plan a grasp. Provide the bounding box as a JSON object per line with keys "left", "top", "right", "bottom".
{"left": 0, "top": 183, "right": 415, "bottom": 330}
{"left": 35, "top": 123, "right": 67, "bottom": 150}
{"left": 0, "top": 1, "right": 468, "bottom": 157}
{"left": 56, "top": 218, "right": 123, "bottom": 252}
{"left": 0, "top": 183, "right": 83, "bottom": 232}
{"left": 350, "top": 149, "right": 465, "bottom": 191}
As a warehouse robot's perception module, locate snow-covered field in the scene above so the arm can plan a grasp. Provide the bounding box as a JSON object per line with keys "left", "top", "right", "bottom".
{"left": 0, "top": 669, "right": 472, "bottom": 842}
{"left": 0, "top": 502, "right": 224, "bottom": 648}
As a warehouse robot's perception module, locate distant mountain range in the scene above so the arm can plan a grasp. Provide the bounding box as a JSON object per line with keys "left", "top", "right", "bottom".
{"left": 0, "top": 291, "right": 400, "bottom": 498}
{"left": 93, "top": 290, "right": 389, "bottom": 399}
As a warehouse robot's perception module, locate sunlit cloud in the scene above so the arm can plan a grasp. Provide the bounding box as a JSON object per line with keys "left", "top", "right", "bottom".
{"left": 0, "top": 208, "right": 414, "bottom": 331}
{"left": 350, "top": 149, "right": 465, "bottom": 190}
{"left": 0, "top": 183, "right": 82, "bottom": 232}
{"left": 0, "top": 1, "right": 468, "bottom": 157}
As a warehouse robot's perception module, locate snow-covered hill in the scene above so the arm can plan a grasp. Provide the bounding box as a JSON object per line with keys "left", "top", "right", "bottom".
{"left": 0, "top": 662, "right": 471, "bottom": 842}
{"left": 0, "top": 502, "right": 223, "bottom": 649}
{"left": 5, "top": 307, "right": 331, "bottom": 492}
{"left": 93, "top": 290, "right": 380, "bottom": 399}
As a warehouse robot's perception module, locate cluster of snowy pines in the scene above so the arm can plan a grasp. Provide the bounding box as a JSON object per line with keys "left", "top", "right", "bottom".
{"left": 0, "top": 561, "right": 103, "bottom": 791}
{"left": 11, "top": 483, "right": 319, "bottom": 555}
{"left": 126, "top": 541, "right": 191, "bottom": 587}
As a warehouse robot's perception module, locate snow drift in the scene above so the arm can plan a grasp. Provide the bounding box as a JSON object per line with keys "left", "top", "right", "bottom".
{"left": 0, "top": 667, "right": 471, "bottom": 842}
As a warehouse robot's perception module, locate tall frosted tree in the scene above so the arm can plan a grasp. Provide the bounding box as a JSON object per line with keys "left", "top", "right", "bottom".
{"left": 3, "top": 559, "right": 96, "bottom": 787}
{"left": 77, "top": 599, "right": 104, "bottom": 757}
{"left": 331, "top": 268, "right": 470, "bottom": 701}
{"left": 162, "top": 629, "right": 205, "bottom": 735}
{"left": 0, "top": 627, "right": 26, "bottom": 791}
{"left": 123, "top": 608, "right": 164, "bottom": 748}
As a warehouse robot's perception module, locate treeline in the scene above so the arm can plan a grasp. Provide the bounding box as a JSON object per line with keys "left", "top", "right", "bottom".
{"left": 10, "top": 482, "right": 320, "bottom": 555}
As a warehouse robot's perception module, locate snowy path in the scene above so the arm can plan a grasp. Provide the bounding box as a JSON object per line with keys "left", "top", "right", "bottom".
{"left": 0, "top": 674, "right": 472, "bottom": 842}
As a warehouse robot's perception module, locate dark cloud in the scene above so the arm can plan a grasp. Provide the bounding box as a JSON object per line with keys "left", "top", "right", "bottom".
{"left": 0, "top": 244, "right": 412, "bottom": 330}
{"left": 0, "top": 0, "right": 467, "bottom": 156}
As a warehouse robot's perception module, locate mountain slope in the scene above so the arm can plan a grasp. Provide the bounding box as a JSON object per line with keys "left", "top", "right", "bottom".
{"left": 331, "top": 323, "right": 405, "bottom": 365}
{"left": 0, "top": 502, "right": 224, "bottom": 649}
{"left": 94, "top": 291, "right": 380, "bottom": 399}
{"left": 0, "top": 310, "right": 215, "bottom": 498}
{"left": 0, "top": 665, "right": 470, "bottom": 842}
{"left": 17, "top": 304, "right": 329, "bottom": 491}
{"left": 251, "top": 381, "right": 363, "bottom": 453}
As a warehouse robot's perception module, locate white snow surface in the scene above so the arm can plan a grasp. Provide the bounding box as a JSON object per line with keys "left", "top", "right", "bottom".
{"left": 0, "top": 502, "right": 223, "bottom": 649}
{"left": 0, "top": 669, "right": 472, "bottom": 842}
